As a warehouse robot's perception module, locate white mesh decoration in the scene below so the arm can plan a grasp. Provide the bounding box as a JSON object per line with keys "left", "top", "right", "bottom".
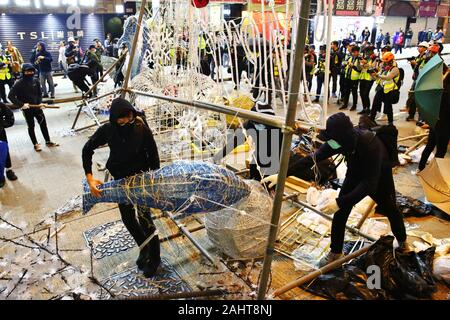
{"left": 205, "top": 180, "right": 273, "bottom": 259}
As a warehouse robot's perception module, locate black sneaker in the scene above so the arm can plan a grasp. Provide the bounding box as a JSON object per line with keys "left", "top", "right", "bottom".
{"left": 136, "top": 244, "right": 151, "bottom": 270}
{"left": 6, "top": 170, "right": 17, "bottom": 181}
{"left": 350, "top": 105, "right": 357, "bottom": 111}
{"left": 339, "top": 105, "right": 348, "bottom": 110}
{"left": 406, "top": 116, "right": 414, "bottom": 121}
{"left": 0, "top": 177, "right": 5, "bottom": 188}
{"left": 142, "top": 236, "right": 161, "bottom": 278}
{"left": 357, "top": 109, "right": 368, "bottom": 115}
{"left": 42, "top": 94, "right": 49, "bottom": 98}
{"left": 416, "top": 121, "right": 424, "bottom": 127}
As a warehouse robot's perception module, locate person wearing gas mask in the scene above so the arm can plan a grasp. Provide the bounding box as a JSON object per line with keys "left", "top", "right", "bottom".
{"left": 82, "top": 97, "right": 161, "bottom": 278}
{"left": 8, "top": 64, "right": 59, "bottom": 152}
{"left": 262, "top": 113, "right": 409, "bottom": 267}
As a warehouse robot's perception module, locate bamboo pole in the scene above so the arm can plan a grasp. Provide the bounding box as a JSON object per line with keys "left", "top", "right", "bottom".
{"left": 121, "top": 0, "right": 148, "bottom": 98}
{"left": 257, "top": 0, "right": 312, "bottom": 300}
{"left": 355, "top": 199, "right": 377, "bottom": 230}
{"left": 271, "top": 244, "right": 372, "bottom": 298}
{"left": 404, "top": 136, "right": 428, "bottom": 155}
{"left": 397, "top": 133, "right": 428, "bottom": 142}
{"left": 128, "top": 88, "right": 286, "bottom": 129}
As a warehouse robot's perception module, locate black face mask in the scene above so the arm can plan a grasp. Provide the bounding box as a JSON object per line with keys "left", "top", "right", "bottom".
{"left": 23, "top": 73, "right": 35, "bottom": 81}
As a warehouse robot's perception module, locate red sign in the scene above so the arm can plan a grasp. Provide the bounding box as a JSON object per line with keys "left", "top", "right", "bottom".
{"left": 436, "top": 4, "right": 450, "bottom": 17}
{"left": 335, "top": 10, "right": 360, "bottom": 16}
{"left": 419, "top": 0, "right": 438, "bottom": 17}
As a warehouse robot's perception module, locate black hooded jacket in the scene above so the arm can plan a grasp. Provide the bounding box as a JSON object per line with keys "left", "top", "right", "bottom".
{"left": 287, "top": 116, "right": 391, "bottom": 209}
{"left": 0, "top": 103, "right": 14, "bottom": 131}
{"left": 8, "top": 64, "right": 42, "bottom": 107}
{"left": 82, "top": 98, "right": 160, "bottom": 179}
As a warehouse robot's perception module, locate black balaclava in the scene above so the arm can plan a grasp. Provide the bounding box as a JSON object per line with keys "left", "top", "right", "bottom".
{"left": 22, "top": 63, "right": 36, "bottom": 82}
{"left": 109, "top": 97, "right": 137, "bottom": 137}
{"left": 319, "top": 112, "right": 357, "bottom": 153}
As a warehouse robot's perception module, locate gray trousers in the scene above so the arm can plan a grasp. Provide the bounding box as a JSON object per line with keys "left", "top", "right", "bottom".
{"left": 40, "top": 71, "right": 55, "bottom": 97}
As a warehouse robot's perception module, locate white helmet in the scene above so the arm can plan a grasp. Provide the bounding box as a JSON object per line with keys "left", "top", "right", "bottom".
{"left": 418, "top": 41, "right": 429, "bottom": 48}
{"left": 68, "top": 37, "right": 75, "bottom": 43}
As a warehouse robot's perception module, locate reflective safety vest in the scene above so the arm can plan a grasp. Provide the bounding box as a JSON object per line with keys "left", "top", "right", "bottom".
{"left": 316, "top": 57, "right": 326, "bottom": 75}
{"left": 0, "top": 56, "right": 11, "bottom": 81}
{"left": 380, "top": 67, "right": 400, "bottom": 94}
{"left": 359, "top": 58, "right": 374, "bottom": 81}
{"left": 345, "top": 57, "right": 360, "bottom": 80}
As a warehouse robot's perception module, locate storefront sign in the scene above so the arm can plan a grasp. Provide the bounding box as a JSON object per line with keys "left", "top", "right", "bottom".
{"left": 419, "top": 0, "right": 438, "bottom": 17}
{"left": 436, "top": 4, "right": 449, "bottom": 17}
{"left": 334, "top": 0, "right": 367, "bottom": 16}
{"left": 0, "top": 14, "right": 105, "bottom": 69}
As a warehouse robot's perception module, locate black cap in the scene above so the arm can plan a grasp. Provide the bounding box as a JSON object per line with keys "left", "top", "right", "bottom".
{"left": 89, "top": 44, "right": 96, "bottom": 50}
{"left": 22, "top": 63, "right": 36, "bottom": 73}
{"left": 317, "top": 112, "right": 354, "bottom": 141}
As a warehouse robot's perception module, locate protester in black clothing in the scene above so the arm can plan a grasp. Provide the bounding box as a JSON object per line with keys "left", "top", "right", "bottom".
{"left": 8, "top": 64, "right": 59, "bottom": 152}
{"left": 418, "top": 64, "right": 450, "bottom": 171}
{"left": 0, "top": 102, "right": 17, "bottom": 188}
{"left": 214, "top": 96, "right": 282, "bottom": 181}
{"left": 82, "top": 97, "right": 161, "bottom": 278}
{"left": 230, "top": 42, "right": 247, "bottom": 91}
{"left": 265, "top": 113, "right": 408, "bottom": 266}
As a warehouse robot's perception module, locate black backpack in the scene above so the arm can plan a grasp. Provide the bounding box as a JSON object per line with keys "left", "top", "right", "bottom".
{"left": 358, "top": 115, "right": 399, "bottom": 167}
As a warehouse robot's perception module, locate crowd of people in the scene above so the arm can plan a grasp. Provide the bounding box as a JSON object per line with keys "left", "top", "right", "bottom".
{"left": 303, "top": 35, "right": 446, "bottom": 127}
{"left": 0, "top": 35, "right": 119, "bottom": 188}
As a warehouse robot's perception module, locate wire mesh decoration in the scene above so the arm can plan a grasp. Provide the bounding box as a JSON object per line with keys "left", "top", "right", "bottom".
{"left": 205, "top": 180, "right": 273, "bottom": 259}
{"left": 82, "top": 161, "right": 251, "bottom": 216}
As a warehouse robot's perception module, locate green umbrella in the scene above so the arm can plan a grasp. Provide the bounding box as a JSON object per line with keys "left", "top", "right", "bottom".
{"left": 414, "top": 54, "right": 444, "bottom": 128}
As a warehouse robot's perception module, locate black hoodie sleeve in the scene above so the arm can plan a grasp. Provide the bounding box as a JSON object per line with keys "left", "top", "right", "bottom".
{"left": 287, "top": 142, "right": 339, "bottom": 176}
{"left": 142, "top": 126, "right": 160, "bottom": 170}
{"left": 8, "top": 82, "right": 23, "bottom": 107}
{"left": 336, "top": 138, "right": 383, "bottom": 209}
{"left": 82, "top": 125, "right": 109, "bottom": 175}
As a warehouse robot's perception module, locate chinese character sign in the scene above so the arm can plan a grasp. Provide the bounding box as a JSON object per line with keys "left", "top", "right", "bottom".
{"left": 334, "top": 0, "right": 367, "bottom": 16}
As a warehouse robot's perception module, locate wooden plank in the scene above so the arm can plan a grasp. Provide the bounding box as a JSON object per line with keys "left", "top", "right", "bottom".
{"left": 286, "top": 176, "right": 312, "bottom": 189}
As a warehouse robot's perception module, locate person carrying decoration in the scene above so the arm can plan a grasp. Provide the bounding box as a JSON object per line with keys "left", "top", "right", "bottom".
{"left": 262, "top": 113, "right": 409, "bottom": 267}
{"left": 82, "top": 97, "right": 161, "bottom": 278}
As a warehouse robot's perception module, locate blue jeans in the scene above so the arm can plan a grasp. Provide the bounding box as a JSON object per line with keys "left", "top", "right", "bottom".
{"left": 40, "top": 71, "right": 55, "bottom": 97}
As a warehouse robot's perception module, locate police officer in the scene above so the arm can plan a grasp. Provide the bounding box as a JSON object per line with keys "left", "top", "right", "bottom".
{"left": 358, "top": 45, "right": 376, "bottom": 115}
{"left": 313, "top": 45, "right": 326, "bottom": 103}
{"left": 339, "top": 45, "right": 361, "bottom": 111}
